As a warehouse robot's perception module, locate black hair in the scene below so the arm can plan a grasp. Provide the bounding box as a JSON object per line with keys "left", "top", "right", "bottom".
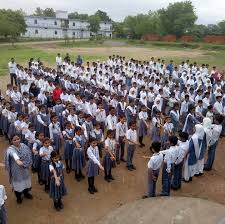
{"left": 150, "top": 141, "right": 161, "bottom": 153}
{"left": 89, "top": 137, "right": 97, "bottom": 144}
{"left": 169, "top": 136, "right": 178, "bottom": 146}
{"left": 178, "top": 132, "right": 189, "bottom": 141}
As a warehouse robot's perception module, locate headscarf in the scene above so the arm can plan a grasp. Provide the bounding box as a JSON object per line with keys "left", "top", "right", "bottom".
{"left": 191, "top": 124, "right": 204, "bottom": 158}
{"left": 202, "top": 117, "right": 213, "bottom": 147}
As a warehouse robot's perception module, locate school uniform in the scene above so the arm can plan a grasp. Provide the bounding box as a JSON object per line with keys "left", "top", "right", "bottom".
{"left": 62, "top": 129, "right": 74, "bottom": 163}
{"left": 53, "top": 104, "right": 65, "bottom": 128}
{"left": 151, "top": 117, "right": 162, "bottom": 142}
{"left": 49, "top": 161, "right": 67, "bottom": 200}
{"left": 147, "top": 152, "right": 163, "bottom": 197}
{"left": 40, "top": 146, "right": 53, "bottom": 190}
{"left": 49, "top": 122, "right": 61, "bottom": 153}
{"left": 126, "top": 128, "right": 137, "bottom": 169}
{"left": 172, "top": 140, "right": 189, "bottom": 189}
{"left": 170, "top": 109, "right": 180, "bottom": 132}
{"left": 11, "top": 91, "right": 22, "bottom": 112}
{"left": 138, "top": 111, "right": 148, "bottom": 137}
{"left": 161, "top": 123, "right": 174, "bottom": 150}
{"left": 117, "top": 102, "right": 126, "bottom": 117}
{"left": 105, "top": 114, "right": 117, "bottom": 131}
{"left": 72, "top": 134, "right": 86, "bottom": 176}
{"left": 0, "top": 185, "right": 7, "bottom": 224}
{"left": 36, "top": 113, "right": 51, "bottom": 137}
{"left": 82, "top": 121, "right": 94, "bottom": 141}
{"left": 161, "top": 146, "right": 179, "bottom": 196}
{"left": 126, "top": 106, "right": 137, "bottom": 126}
{"left": 91, "top": 129, "right": 104, "bottom": 158}
{"left": 182, "top": 113, "right": 199, "bottom": 136}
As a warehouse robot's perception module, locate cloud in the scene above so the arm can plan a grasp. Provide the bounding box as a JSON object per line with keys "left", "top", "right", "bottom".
{"left": 0, "top": 0, "right": 225, "bottom": 24}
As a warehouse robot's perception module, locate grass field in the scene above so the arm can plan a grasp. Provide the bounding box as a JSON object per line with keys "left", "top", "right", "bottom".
{"left": 0, "top": 39, "right": 225, "bottom": 77}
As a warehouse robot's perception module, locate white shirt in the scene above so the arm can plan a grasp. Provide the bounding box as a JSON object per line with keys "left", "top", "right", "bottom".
{"left": 162, "top": 146, "right": 179, "bottom": 173}
{"left": 39, "top": 146, "right": 53, "bottom": 161}
{"left": 116, "top": 122, "right": 128, "bottom": 141}
{"left": 0, "top": 185, "right": 7, "bottom": 206}
{"left": 105, "top": 138, "right": 116, "bottom": 153}
{"left": 210, "top": 124, "right": 222, "bottom": 145}
{"left": 87, "top": 146, "right": 100, "bottom": 166}
{"left": 56, "top": 56, "right": 62, "bottom": 66}
{"left": 147, "top": 152, "right": 163, "bottom": 170}
{"left": 213, "top": 101, "right": 223, "bottom": 115}
{"left": 126, "top": 129, "right": 137, "bottom": 145}
{"left": 96, "top": 109, "right": 106, "bottom": 122}
{"left": 175, "top": 140, "right": 189, "bottom": 164}
{"left": 8, "top": 61, "right": 17, "bottom": 73}
{"left": 49, "top": 122, "right": 61, "bottom": 140}
{"left": 105, "top": 114, "right": 117, "bottom": 130}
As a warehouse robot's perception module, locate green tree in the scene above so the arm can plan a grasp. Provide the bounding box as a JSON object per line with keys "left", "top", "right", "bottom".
{"left": 34, "top": 7, "right": 43, "bottom": 16}
{"left": 68, "top": 12, "right": 89, "bottom": 20}
{"left": 0, "top": 9, "right": 27, "bottom": 43}
{"left": 217, "top": 20, "right": 225, "bottom": 35}
{"left": 188, "top": 24, "right": 208, "bottom": 40}
{"left": 113, "top": 22, "right": 125, "bottom": 38}
{"left": 88, "top": 15, "right": 100, "bottom": 34}
{"left": 33, "top": 7, "right": 55, "bottom": 17}
{"left": 94, "top": 10, "right": 111, "bottom": 21}
{"left": 158, "top": 1, "right": 197, "bottom": 37}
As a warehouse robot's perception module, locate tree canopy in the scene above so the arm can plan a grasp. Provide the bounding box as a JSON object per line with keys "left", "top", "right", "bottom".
{"left": 33, "top": 7, "right": 56, "bottom": 17}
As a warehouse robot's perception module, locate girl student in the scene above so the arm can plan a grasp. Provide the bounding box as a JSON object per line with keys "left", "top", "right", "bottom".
{"left": 39, "top": 137, "right": 54, "bottom": 192}
{"left": 103, "top": 130, "right": 116, "bottom": 182}
{"left": 161, "top": 116, "right": 174, "bottom": 150}
{"left": 32, "top": 132, "right": 45, "bottom": 185}
{"left": 49, "top": 113, "right": 62, "bottom": 153}
{"left": 86, "top": 137, "right": 104, "bottom": 194}
{"left": 72, "top": 127, "right": 86, "bottom": 182}
{"left": 49, "top": 151, "right": 67, "bottom": 211}
{"left": 151, "top": 110, "right": 163, "bottom": 142}
{"left": 62, "top": 121, "right": 74, "bottom": 173}
{"left": 138, "top": 105, "right": 149, "bottom": 147}
{"left": 142, "top": 141, "right": 163, "bottom": 198}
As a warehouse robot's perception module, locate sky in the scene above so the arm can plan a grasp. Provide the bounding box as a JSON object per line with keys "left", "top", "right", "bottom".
{"left": 0, "top": 0, "right": 224, "bottom": 24}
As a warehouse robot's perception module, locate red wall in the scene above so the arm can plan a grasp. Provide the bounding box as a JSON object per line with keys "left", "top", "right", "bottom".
{"left": 204, "top": 35, "right": 225, "bottom": 44}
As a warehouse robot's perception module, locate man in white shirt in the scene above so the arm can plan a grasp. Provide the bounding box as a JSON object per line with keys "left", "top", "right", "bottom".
{"left": 8, "top": 58, "right": 17, "bottom": 85}
{"left": 56, "top": 53, "right": 62, "bottom": 70}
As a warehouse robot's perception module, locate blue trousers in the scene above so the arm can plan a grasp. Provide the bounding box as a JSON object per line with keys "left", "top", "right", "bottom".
{"left": 148, "top": 169, "right": 160, "bottom": 197}
{"left": 127, "top": 145, "right": 135, "bottom": 166}
{"left": 116, "top": 137, "right": 125, "bottom": 161}
{"left": 161, "top": 163, "right": 171, "bottom": 196}
{"left": 204, "top": 142, "right": 218, "bottom": 170}
{"left": 172, "top": 162, "right": 183, "bottom": 189}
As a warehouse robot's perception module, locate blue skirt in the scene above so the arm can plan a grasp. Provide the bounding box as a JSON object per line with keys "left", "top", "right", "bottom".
{"left": 87, "top": 160, "right": 99, "bottom": 177}
{"left": 49, "top": 176, "right": 67, "bottom": 199}
{"left": 103, "top": 152, "right": 114, "bottom": 173}
{"left": 33, "top": 154, "right": 41, "bottom": 169}
{"left": 40, "top": 160, "right": 50, "bottom": 182}
{"left": 53, "top": 133, "right": 61, "bottom": 153}
{"left": 138, "top": 120, "right": 147, "bottom": 137}
{"left": 72, "top": 148, "right": 86, "bottom": 171}
{"left": 2, "top": 116, "right": 9, "bottom": 134}
{"left": 151, "top": 126, "right": 160, "bottom": 142}
{"left": 64, "top": 141, "right": 74, "bottom": 160}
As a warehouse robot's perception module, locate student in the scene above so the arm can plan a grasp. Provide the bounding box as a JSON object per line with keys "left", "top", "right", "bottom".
{"left": 49, "top": 114, "right": 62, "bottom": 153}
{"left": 62, "top": 122, "right": 74, "bottom": 173}
{"left": 72, "top": 127, "right": 86, "bottom": 182}
{"left": 103, "top": 130, "right": 116, "bottom": 182}
{"left": 161, "top": 116, "right": 174, "bottom": 150}
{"left": 169, "top": 103, "right": 180, "bottom": 133}
{"left": 86, "top": 137, "right": 104, "bottom": 194}
{"left": 39, "top": 137, "right": 53, "bottom": 192}
{"left": 206, "top": 105, "right": 214, "bottom": 123}
{"left": 151, "top": 111, "right": 163, "bottom": 142}
{"left": 143, "top": 142, "right": 163, "bottom": 198}
{"left": 171, "top": 132, "right": 189, "bottom": 190}
{"left": 126, "top": 122, "right": 140, "bottom": 171}
{"left": 138, "top": 105, "right": 149, "bottom": 147}
{"left": 125, "top": 100, "right": 137, "bottom": 126}
{"left": 49, "top": 151, "right": 67, "bottom": 211}
{"left": 105, "top": 107, "right": 118, "bottom": 131}
{"left": 204, "top": 115, "right": 223, "bottom": 171}
{"left": 0, "top": 185, "right": 7, "bottom": 224}
{"left": 161, "top": 136, "right": 179, "bottom": 196}
{"left": 36, "top": 105, "right": 50, "bottom": 137}
{"left": 183, "top": 124, "right": 204, "bottom": 182}
{"left": 115, "top": 115, "right": 128, "bottom": 163}
{"left": 32, "top": 132, "right": 44, "bottom": 185}
{"left": 82, "top": 114, "right": 94, "bottom": 142}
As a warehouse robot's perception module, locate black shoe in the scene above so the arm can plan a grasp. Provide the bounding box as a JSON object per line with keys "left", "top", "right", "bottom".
{"left": 127, "top": 166, "right": 133, "bottom": 171}
{"left": 141, "top": 143, "right": 145, "bottom": 147}
{"left": 38, "top": 180, "right": 44, "bottom": 185}
{"left": 109, "top": 175, "right": 115, "bottom": 180}
{"left": 120, "top": 158, "right": 126, "bottom": 162}
{"left": 131, "top": 165, "right": 136, "bottom": 170}
{"left": 76, "top": 177, "right": 81, "bottom": 182}
{"left": 80, "top": 173, "right": 85, "bottom": 179}
{"left": 58, "top": 201, "right": 64, "bottom": 209}
{"left": 204, "top": 167, "right": 211, "bottom": 171}
{"left": 93, "top": 186, "right": 98, "bottom": 193}
{"left": 116, "top": 160, "right": 120, "bottom": 165}
{"left": 171, "top": 186, "right": 178, "bottom": 191}
{"left": 24, "top": 193, "right": 33, "bottom": 199}
{"left": 16, "top": 197, "right": 23, "bottom": 204}
{"left": 88, "top": 188, "right": 94, "bottom": 194}
{"left": 66, "top": 168, "right": 70, "bottom": 174}
{"left": 104, "top": 176, "right": 111, "bottom": 182}
{"left": 54, "top": 202, "right": 61, "bottom": 211}
{"left": 142, "top": 195, "right": 149, "bottom": 199}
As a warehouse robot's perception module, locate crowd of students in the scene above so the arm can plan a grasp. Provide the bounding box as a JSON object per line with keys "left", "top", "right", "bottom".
{"left": 1, "top": 53, "right": 224, "bottom": 219}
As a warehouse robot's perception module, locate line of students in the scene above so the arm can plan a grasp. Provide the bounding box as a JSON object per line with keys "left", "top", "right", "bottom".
{"left": 2, "top": 54, "right": 224, "bottom": 214}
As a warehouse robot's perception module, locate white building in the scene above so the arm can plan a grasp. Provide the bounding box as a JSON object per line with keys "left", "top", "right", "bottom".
{"left": 23, "top": 10, "right": 112, "bottom": 39}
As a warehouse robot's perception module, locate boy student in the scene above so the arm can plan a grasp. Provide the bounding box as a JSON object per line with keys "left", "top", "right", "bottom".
{"left": 143, "top": 141, "right": 163, "bottom": 198}
{"left": 161, "top": 136, "right": 179, "bottom": 196}
{"left": 126, "top": 122, "right": 140, "bottom": 171}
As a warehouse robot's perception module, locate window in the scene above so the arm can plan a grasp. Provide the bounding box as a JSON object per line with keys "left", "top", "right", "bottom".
{"left": 55, "top": 31, "right": 58, "bottom": 35}
{"left": 35, "top": 29, "right": 38, "bottom": 34}
{"left": 73, "top": 32, "right": 75, "bottom": 36}
{"left": 54, "top": 21, "right": 57, "bottom": 25}
{"left": 73, "top": 22, "right": 75, "bottom": 26}
{"left": 34, "top": 19, "right": 37, "bottom": 24}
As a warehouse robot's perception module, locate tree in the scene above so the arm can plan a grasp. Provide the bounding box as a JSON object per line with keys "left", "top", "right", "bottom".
{"left": 33, "top": 7, "right": 55, "bottom": 17}
{"left": 68, "top": 12, "right": 89, "bottom": 20}
{"left": 218, "top": 20, "right": 225, "bottom": 35}
{"left": 94, "top": 10, "right": 111, "bottom": 21}
{"left": 113, "top": 22, "right": 125, "bottom": 38}
{"left": 88, "top": 15, "right": 100, "bottom": 34}
{"left": 0, "top": 9, "right": 27, "bottom": 43}
{"left": 158, "top": 1, "right": 197, "bottom": 37}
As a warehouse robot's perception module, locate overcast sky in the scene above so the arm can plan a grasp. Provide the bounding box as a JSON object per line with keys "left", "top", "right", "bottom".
{"left": 1, "top": 0, "right": 224, "bottom": 24}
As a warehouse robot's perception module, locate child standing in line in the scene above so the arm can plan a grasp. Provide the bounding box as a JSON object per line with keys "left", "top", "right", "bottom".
{"left": 62, "top": 122, "right": 74, "bottom": 173}
{"left": 32, "top": 132, "right": 45, "bottom": 185}
{"left": 151, "top": 111, "right": 163, "bottom": 142}
{"left": 39, "top": 137, "right": 53, "bottom": 192}
{"left": 49, "top": 151, "right": 67, "bottom": 211}
{"left": 161, "top": 136, "right": 179, "bottom": 196}
{"left": 138, "top": 105, "right": 149, "bottom": 147}
{"left": 72, "top": 127, "right": 86, "bottom": 182}
{"left": 126, "top": 122, "right": 140, "bottom": 171}
{"left": 161, "top": 116, "right": 174, "bottom": 150}
{"left": 103, "top": 130, "right": 116, "bottom": 182}
{"left": 143, "top": 142, "right": 163, "bottom": 198}
{"left": 86, "top": 137, "right": 104, "bottom": 194}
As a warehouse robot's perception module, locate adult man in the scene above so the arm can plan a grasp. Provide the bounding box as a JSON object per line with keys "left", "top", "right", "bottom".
{"left": 8, "top": 58, "right": 17, "bottom": 85}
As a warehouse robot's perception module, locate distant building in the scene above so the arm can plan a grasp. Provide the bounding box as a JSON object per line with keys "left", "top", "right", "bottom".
{"left": 22, "top": 10, "right": 112, "bottom": 39}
